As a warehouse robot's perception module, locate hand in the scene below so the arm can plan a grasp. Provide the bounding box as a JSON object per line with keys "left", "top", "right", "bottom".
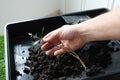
{"left": 41, "top": 24, "right": 86, "bottom": 56}
{"left": 41, "top": 7, "right": 120, "bottom": 56}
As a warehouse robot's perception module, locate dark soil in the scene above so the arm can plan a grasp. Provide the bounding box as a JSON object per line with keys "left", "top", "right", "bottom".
{"left": 23, "top": 67, "right": 30, "bottom": 74}
{"left": 15, "top": 70, "right": 22, "bottom": 76}
{"left": 24, "top": 40, "right": 115, "bottom": 80}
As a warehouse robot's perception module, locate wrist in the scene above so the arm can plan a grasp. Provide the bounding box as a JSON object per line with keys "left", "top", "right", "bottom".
{"left": 76, "top": 21, "right": 96, "bottom": 43}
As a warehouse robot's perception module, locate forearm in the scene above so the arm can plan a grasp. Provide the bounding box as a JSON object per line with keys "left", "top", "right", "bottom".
{"left": 77, "top": 7, "right": 120, "bottom": 43}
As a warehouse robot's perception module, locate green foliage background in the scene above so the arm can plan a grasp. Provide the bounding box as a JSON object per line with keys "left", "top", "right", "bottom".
{"left": 0, "top": 36, "right": 5, "bottom": 80}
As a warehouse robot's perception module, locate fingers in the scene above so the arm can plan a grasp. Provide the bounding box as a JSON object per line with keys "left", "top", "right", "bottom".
{"left": 42, "top": 29, "right": 60, "bottom": 43}
{"left": 41, "top": 42, "right": 53, "bottom": 51}
{"left": 40, "top": 31, "right": 53, "bottom": 44}
{"left": 54, "top": 49, "right": 65, "bottom": 56}
{"left": 45, "top": 44, "right": 66, "bottom": 56}
{"left": 45, "top": 46, "right": 60, "bottom": 55}
{"left": 41, "top": 29, "right": 61, "bottom": 51}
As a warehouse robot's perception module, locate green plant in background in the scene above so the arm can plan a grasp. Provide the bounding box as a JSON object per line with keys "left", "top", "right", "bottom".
{"left": 0, "top": 36, "right": 5, "bottom": 80}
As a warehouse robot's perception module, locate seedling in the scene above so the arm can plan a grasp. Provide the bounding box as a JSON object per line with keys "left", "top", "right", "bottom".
{"left": 28, "top": 27, "right": 44, "bottom": 48}
{"left": 28, "top": 27, "right": 44, "bottom": 40}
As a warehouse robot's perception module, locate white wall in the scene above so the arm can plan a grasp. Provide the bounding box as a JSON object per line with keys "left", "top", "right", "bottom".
{"left": 0, "top": 0, "right": 60, "bottom": 35}
{"left": 60, "top": 0, "right": 82, "bottom": 14}
{"left": 65, "top": 0, "right": 82, "bottom": 13}
{"left": 60, "top": 0, "right": 66, "bottom": 13}
{"left": 83, "top": 0, "right": 109, "bottom": 10}
{"left": 112, "top": 0, "right": 120, "bottom": 8}
{"left": 60, "top": 0, "right": 117, "bottom": 14}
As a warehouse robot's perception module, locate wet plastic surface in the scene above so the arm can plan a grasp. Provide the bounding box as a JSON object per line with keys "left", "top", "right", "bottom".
{"left": 14, "top": 40, "right": 33, "bottom": 80}
{"left": 5, "top": 8, "right": 120, "bottom": 80}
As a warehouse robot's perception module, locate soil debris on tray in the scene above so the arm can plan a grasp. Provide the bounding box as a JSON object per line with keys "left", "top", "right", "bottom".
{"left": 24, "top": 38, "right": 115, "bottom": 80}
{"left": 16, "top": 70, "right": 22, "bottom": 76}
{"left": 23, "top": 67, "right": 30, "bottom": 74}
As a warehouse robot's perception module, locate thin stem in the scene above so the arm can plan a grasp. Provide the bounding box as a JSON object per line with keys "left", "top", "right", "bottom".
{"left": 28, "top": 27, "right": 44, "bottom": 41}
{"left": 60, "top": 44, "right": 88, "bottom": 71}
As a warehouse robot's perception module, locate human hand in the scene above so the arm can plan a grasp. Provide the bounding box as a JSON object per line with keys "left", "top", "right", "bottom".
{"left": 41, "top": 7, "right": 120, "bottom": 56}
{"left": 40, "top": 24, "right": 87, "bottom": 56}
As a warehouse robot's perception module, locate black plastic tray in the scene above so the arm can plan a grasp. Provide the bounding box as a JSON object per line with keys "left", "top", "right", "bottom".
{"left": 5, "top": 8, "right": 120, "bottom": 80}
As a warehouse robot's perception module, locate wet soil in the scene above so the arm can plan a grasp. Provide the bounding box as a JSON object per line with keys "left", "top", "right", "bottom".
{"left": 24, "top": 41, "right": 114, "bottom": 80}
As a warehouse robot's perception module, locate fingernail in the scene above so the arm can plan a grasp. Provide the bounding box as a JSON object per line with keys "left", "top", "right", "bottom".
{"left": 45, "top": 51, "right": 50, "bottom": 56}
{"left": 45, "top": 51, "right": 49, "bottom": 55}
{"left": 54, "top": 52, "right": 58, "bottom": 56}
{"left": 43, "top": 37, "right": 48, "bottom": 41}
